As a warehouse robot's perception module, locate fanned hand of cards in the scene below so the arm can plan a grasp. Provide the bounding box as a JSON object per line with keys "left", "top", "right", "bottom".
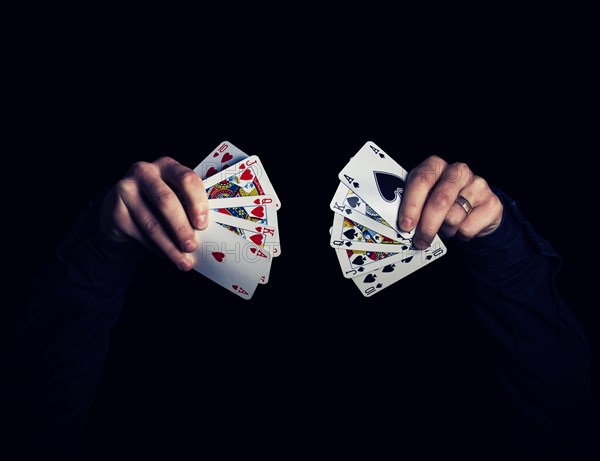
{"left": 329, "top": 141, "right": 447, "bottom": 297}
{"left": 190, "top": 141, "right": 281, "bottom": 300}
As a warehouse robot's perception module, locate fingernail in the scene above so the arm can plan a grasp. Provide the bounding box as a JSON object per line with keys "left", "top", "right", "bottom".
{"left": 178, "top": 257, "right": 193, "bottom": 271}
{"left": 196, "top": 214, "right": 208, "bottom": 229}
{"left": 414, "top": 237, "right": 430, "bottom": 250}
{"left": 183, "top": 240, "right": 196, "bottom": 252}
{"left": 399, "top": 217, "right": 412, "bottom": 231}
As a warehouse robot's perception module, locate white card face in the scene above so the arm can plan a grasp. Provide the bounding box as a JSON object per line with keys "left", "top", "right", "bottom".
{"left": 208, "top": 196, "right": 278, "bottom": 227}
{"left": 258, "top": 257, "right": 272, "bottom": 285}
{"left": 210, "top": 209, "right": 281, "bottom": 257}
{"left": 350, "top": 235, "right": 447, "bottom": 297}
{"left": 194, "top": 140, "right": 249, "bottom": 180}
{"left": 203, "top": 155, "right": 281, "bottom": 209}
{"left": 334, "top": 247, "right": 409, "bottom": 278}
{"left": 330, "top": 182, "right": 413, "bottom": 241}
{"left": 338, "top": 141, "right": 409, "bottom": 233}
{"left": 334, "top": 235, "right": 446, "bottom": 279}
{"left": 192, "top": 216, "right": 272, "bottom": 300}
{"left": 329, "top": 212, "right": 414, "bottom": 253}
{"left": 208, "top": 195, "right": 279, "bottom": 256}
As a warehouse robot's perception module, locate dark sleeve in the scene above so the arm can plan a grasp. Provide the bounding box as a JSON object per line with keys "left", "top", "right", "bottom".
{"left": 10, "top": 190, "right": 146, "bottom": 457}
{"left": 451, "top": 188, "right": 595, "bottom": 455}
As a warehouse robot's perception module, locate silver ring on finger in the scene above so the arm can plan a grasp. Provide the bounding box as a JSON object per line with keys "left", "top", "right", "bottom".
{"left": 454, "top": 194, "right": 473, "bottom": 215}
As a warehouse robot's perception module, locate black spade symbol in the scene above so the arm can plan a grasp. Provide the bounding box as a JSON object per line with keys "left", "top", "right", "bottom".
{"left": 345, "top": 209, "right": 352, "bottom": 215}
{"left": 347, "top": 196, "right": 360, "bottom": 208}
{"left": 345, "top": 242, "right": 352, "bottom": 247}
{"left": 426, "top": 254, "right": 433, "bottom": 260}
{"left": 352, "top": 255, "right": 366, "bottom": 265}
{"left": 382, "top": 264, "right": 395, "bottom": 273}
{"left": 353, "top": 181, "right": 360, "bottom": 188}
{"left": 358, "top": 267, "right": 365, "bottom": 272}
{"left": 401, "top": 245, "right": 408, "bottom": 250}
{"left": 401, "top": 256, "right": 414, "bottom": 264}
{"left": 373, "top": 171, "right": 405, "bottom": 203}
{"left": 343, "top": 229, "right": 357, "bottom": 239}
{"left": 364, "top": 274, "right": 377, "bottom": 283}
{"left": 375, "top": 235, "right": 381, "bottom": 241}
{"left": 376, "top": 283, "right": 383, "bottom": 288}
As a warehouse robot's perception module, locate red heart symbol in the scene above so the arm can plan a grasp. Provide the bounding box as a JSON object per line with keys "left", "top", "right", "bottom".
{"left": 255, "top": 226, "right": 262, "bottom": 232}
{"left": 206, "top": 166, "right": 217, "bottom": 177}
{"left": 232, "top": 285, "right": 248, "bottom": 295}
{"left": 240, "top": 169, "right": 253, "bottom": 181}
{"left": 212, "top": 252, "right": 225, "bottom": 262}
{"left": 250, "top": 247, "right": 257, "bottom": 254}
{"left": 253, "top": 199, "right": 260, "bottom": 204}
{"left": 251, "top": 206, "right": 264, "bottom": 218}
{"left": 250, "top": 234, "right": 264, "bottom": 246}
{"left": 239, "top": 164, "right": 246, "bottom": 169}
{"left": 221, "top": 153, "right": 233, "bottom": 163}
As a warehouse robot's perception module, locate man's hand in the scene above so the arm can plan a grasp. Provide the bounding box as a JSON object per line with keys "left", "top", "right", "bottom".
{"left": 398, "top": 156, "right": 503, "bottom": 250}
{"left": 99, "top": 156, "right": 209, "bottom": 271}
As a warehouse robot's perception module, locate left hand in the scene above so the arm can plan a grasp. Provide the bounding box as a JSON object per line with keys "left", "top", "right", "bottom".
{"left": 398, "top": 155, "right": 504, "bottom": 250}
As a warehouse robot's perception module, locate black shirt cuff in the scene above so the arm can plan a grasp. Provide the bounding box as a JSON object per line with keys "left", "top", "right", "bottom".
{"left": 450, "top": 188, "right": 561, "bottom": 272}
{"left": 57, "top": 188, "right": 146, "bottom": 289}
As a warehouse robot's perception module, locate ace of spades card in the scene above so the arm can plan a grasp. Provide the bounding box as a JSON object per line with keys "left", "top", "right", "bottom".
{"left": 329, "top": 141, "right": 447, "bottom": 296}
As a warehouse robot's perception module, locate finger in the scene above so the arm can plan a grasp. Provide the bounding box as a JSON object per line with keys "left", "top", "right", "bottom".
{"left": 412, "top": 162, "right": 474, "bottom": 249}
{"left": 398, "top": 155, "right": 448, "bottom": 233}
{"left": 438, "top": 176, "right": 487, "bottom": 239}
{"left": 160, "top": 157, "right": 209, "bottom": 230}
{"left": 456, "top": 187, "right": 503, "bottom": 241}
{"left": 136, "top": 164, "right": 198, "bottom": 254}
{"left": 121, "top": 184, "right": 196, "bottom": 271}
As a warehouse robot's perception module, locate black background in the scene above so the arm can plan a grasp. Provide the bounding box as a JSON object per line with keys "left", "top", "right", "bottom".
{"left": 5, "top": 7, "right": 598, "bottom": 459}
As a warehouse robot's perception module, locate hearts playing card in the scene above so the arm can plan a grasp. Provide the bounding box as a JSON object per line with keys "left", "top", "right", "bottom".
{"left": 192, "top": 213, "right": 272, "bottom": 299}
{"left": 194, "top": 140, "right": 249, "bottom": 180}
{"left": 189, "top": 143, "right": 280, "bottom": 298}
{"left": 203, "top": 155, "right": 281, "bottom": 209}
{"left": 210, "top": 208, "right": 281, "bottom": 257}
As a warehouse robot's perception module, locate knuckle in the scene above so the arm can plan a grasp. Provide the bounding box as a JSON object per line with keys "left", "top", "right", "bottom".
{"left": 418, "top": 223, "right": 437, "bottom": 240}
{"left": 446, "top": 162, "right": 471, "bottom": 183}
{"left": 430, "top": 190, "right": 453, "bottom": 210}
{"left": 457, "top": 226, "right": 477, "bottom": 240}
{"left": 178, "top": 169, "right": 201, "bottom": 186}
{"left": 472, "top": 175, "right": 489, "bottom": 190}
{"left": 116, "top": 178, "right": 135, "bottom": 195}
{"left": 444, "top": 211, "right": 463, "bottom": 228}
{"left": 129, "top": 161, "right": 153, "bottom": 178}
{"left": 425, "top": 154, "right": 446, "bottom": 165}
{"left": 154, "top": 189, "right": 177, "bottom": 208}
{"left": 410, "top": 155, "right": 447, "bottom": 185}
{"left": 156, "top": 155, "right": 175, "bottom": 165}
{"left": 489, "top": 195, "right": 503, "bottom": 215}
{"left": 454, "top": 161, "right": 469, "bottom": 172}
{"left": 143, "top": 217, "right": 161, "bottom": 235}
{"left": 402, "top": 202, "right": 421, "bottom": 216}
{"left": 175, "top": 223, "right": 193, "bottom": 240}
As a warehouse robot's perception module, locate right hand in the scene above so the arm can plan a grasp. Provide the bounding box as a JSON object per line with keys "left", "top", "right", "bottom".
{"left": 99, "top": 156, "right": 209, "bottom": 271}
